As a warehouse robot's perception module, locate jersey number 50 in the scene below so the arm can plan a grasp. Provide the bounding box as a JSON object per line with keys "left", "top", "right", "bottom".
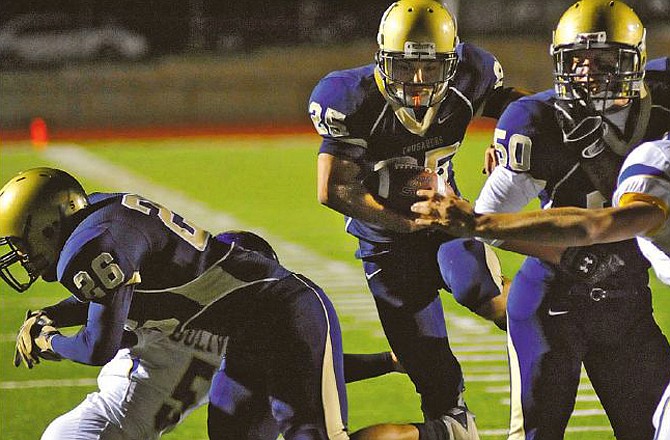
{"left": 493, "top": 128, "right": 532, "bottom": 172}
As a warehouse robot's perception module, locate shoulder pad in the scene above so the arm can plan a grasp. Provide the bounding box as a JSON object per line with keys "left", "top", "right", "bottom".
{"left": 646, "top": 57, "right": 670, "bottom": 73}
{"left": 309, "top": 65, "right": 374, "bottom": 117}
{"left": 58, "top": 225, "right": 142, "bottom": 302}
{"left": 493, "top": 90, "right": 559, "bottom": 174}
{"left": 456, "top": 42, "right": 504, "bottom": 89}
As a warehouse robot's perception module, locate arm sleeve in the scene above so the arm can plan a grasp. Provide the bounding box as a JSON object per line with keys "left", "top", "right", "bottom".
{"left": 343, "top": 352, "right": 394, "bottom": 383}
{"left": 474, "top": 167, "right": 545, "bottom": 214}
{"left": 636, "top": 237, "right": 670, "bottom": 285}
{"left": 474, "top": 167, "right": 546, "bottom": 247}
{"left": 42, "top": 296, "right": 89, "bottom": 328}
{"left": 309, "top": 71, "right": 369, "bottom": 161}
{"left": 50, "top": 284, "right": 134, "bottom": 366}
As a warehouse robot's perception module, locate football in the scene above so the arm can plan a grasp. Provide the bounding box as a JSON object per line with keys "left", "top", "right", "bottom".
{"left": 363, "top": 161, "right": 446, "bottom": 213}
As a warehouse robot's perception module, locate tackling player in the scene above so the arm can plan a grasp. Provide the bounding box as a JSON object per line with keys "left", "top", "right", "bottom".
{"left": 310, "top": 0, "right": 527, "bottom": 425}
{"left": 411, "top": 1, "right": 670, "bottom": 438}
{"left": 0, "top": 168, "right": 478, "bottom": 440}
{"left": 24, "top": 231, "right": 406, "bottom": 440}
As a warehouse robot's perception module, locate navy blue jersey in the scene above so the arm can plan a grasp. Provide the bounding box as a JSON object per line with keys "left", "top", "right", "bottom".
{"left": 56, "top": 193, "right": 291, "bottom": 332}
{"left": 482, "top": 57, "right": 670, "bottom": 284}
{"left": 309, "top": 42, "right": 504, "bottom": 242}
{"left": 493, "top": 57, "right": 669, "bottom": 210}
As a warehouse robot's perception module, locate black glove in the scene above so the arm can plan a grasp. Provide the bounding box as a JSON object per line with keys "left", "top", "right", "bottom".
{"left": 559, "top": 246, "right": 625, "bottom": 286}
{"left": 554, "top": 88, "right": 606, "bottom": 160}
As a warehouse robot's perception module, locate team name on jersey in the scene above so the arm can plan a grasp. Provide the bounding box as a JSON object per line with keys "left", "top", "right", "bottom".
{"left": 169, "top": 328, "right": 227, "bottom": 357}
{"left": 402, "top": 136, "right": 445, "bottom": 155}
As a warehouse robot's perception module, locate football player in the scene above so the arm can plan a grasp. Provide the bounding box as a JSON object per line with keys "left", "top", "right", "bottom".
{"left": 310, "top": 0, "right": 527, "bottom": 425}
{"left": 27, "top": 231, "right": 406, "bottom": 440}
{"left": 413, "top": 134, "right": 670, "bottom": 438}
{"left": 1, "top": 168, "right": 478, "bottom": 440}
{"left": 411, "top": 1, "right": 670, "bottom": 438}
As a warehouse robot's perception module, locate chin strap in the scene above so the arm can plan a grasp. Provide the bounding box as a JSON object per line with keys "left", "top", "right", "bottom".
{"left": 602, "top": 84, "right": 651, "bottom": 156}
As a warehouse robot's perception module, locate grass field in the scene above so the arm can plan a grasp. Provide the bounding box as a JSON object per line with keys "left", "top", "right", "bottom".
{"left": 1, "top": 130, "right": 669, "bottom": 440}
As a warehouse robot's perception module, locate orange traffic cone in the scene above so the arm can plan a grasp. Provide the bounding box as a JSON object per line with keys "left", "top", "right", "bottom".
{"left": 30, "top": 117, "right": 48, "bottom": 149}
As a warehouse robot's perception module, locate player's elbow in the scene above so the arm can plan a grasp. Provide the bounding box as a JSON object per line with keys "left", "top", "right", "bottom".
{"left": 317, "top": 184, "right": 332, "bottom": 206}
{"left": 86, "top": 340, "right": 120, "bottom": 366}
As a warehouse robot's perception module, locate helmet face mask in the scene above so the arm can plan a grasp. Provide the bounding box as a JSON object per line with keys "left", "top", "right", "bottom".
{"left": 0, "top": 237, "right": 38, "bottom": 292}
{"left": 551, "top": 0, "right": 646, "bottom": 112}
{"left": 553, "top": 42, "right": 643, "bottom": 111}
{"left": 376, "top": 0, "right": 459, "bottom": 109}
{"left": 377, "top": 46, "right": 458, "bottom": 108}
{"left": 0, "top": 168, "right": 89, "bottom": 293}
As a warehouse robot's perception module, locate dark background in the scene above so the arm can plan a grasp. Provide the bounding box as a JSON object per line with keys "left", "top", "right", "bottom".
{"left": 2, "top": 0, "right": 668, "bottom": 56}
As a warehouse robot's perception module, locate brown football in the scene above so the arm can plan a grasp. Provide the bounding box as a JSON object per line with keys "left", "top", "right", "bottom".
{"left": 363, "top": 162, "right": 444, "bottom": 213}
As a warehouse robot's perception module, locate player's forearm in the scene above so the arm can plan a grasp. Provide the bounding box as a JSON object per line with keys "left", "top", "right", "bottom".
{"left": 51, "top": 286, "right": 134, "bottom": 365}
{"left": 474, "top": 208, "right": 598, "bottom": 246}
{"left": 51, "top": 325, "right": 119, "bottom": 365}
{"left": 324, "top": 188, "right": 416, "bottom": 233}
{"left": 474, "top": 204, "right": 660, "bottom": 247}
{"left": 42, "top": 296, "right": 89, "bottom": 327}
{"left": 343, "top": 352, "right": 395, "bottom": 383}
{"left": 318, "top": 153, "right": 416, "bottom": 233}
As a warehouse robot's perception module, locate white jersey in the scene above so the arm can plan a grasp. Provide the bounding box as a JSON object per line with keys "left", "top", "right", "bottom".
{"left": 42, "top": 327, "right": 224, "bottom": 440}
{"left": 613, "top": 139, "right": 670, "bottom": 285}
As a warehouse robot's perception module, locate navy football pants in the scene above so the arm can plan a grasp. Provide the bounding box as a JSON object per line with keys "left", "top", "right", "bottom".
{"left": 206, "top": 273, "right": 349, "bottom": 440}
{"left": 507, "top": 257, "right": 670, "bottom": 440}
{"left": 359, "top": 234, "right": 502, "bottom": 418}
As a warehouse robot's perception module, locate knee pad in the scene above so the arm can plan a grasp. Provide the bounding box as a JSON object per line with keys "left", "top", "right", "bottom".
{"left": 438, "top": 239, "right": 502, "bottom": 311}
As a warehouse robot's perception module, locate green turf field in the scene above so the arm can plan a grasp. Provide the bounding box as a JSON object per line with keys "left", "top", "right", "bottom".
{"left": 1, "top": 132, "right": 669, "bottom": 439}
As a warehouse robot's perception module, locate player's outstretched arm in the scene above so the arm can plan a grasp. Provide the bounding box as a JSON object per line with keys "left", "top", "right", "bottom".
{"left": 413, "top": 190, "right": 665, "bottom": 248}
{"left": 41, "top": 296, "right": 90, "bottom": 328}
{"left": 317, "top": 153, "right": 421, "bottom": 233}
{"left": 49, "top": 285, "right": 134, "bottom": 366}
{"left": 343, "top": 352, "right": 404, "bottom": 383}
{"left": 474, "top": 201, "right": 663, "bottom": 247}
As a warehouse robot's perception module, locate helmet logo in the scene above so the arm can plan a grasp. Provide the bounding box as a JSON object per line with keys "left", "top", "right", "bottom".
{"left": 404, "top": 42, "right": 436, "bottom": 59}
{"left": 575, "top": 31, "right": 607, "bottom": 45}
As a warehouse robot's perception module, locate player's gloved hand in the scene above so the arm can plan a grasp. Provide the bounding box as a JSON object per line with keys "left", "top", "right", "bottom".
{"left": 554, "top": 87, "right": 606, "bottom": 160}
{"left": 558, "top": 246, "right": 625, "bottom": 286}
{"left": 14, "top": 310, "right": 61, "bottom": 369}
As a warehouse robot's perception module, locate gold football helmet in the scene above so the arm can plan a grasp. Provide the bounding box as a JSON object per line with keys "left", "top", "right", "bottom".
{"left": 376, "top": 0, "right": 459, "bottom": 108}
{"left": 0, "top": 168, "right": 88, "bottom": 292}
{"left": 551, "top": 0, "right": 646, "bottom": 107}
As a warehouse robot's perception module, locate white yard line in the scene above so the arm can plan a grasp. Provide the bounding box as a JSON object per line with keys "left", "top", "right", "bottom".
{"left": 0, "top": 378, "right": 97, "bottom": 389}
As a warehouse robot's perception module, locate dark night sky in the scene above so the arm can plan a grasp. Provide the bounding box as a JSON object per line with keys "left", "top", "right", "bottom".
{"left": 1, "top": 0, "right": 667, "bottom": 54}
